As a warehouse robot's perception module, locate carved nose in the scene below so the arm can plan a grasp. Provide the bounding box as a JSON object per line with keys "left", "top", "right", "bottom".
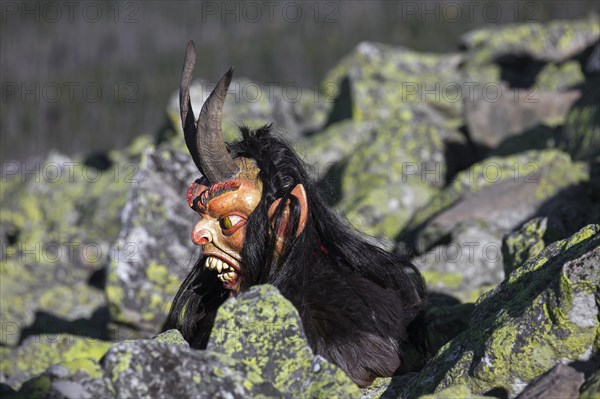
{"left": 192, "top": 222, "right": 212, "bottom": 246}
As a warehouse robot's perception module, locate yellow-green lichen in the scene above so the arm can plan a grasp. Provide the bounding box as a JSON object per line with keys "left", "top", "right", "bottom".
{"left": 403, "top": 225, "right": 599, "bottom": 398}
{"left": 146, "top": 262, "right": 170, "bottom": 285}
{"left": 60, "top": 358, "right": 104, "bottom": 379}
{"left": 208, "top": 285, "right": 360, "bottom": 397}
{"left": 110, "top": 350, "right": 133, "bottom": 383}
{"left": 1, "top": 335, "right": 111, "bottom": 390}
{"left": 422, "top": 271, "right": 463, "bottom": 290}
{"left": 422, "top": 384, "right": 488, "bottom": 399}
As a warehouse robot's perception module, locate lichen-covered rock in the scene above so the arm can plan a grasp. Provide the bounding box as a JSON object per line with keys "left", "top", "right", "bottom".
{"left": 515, "top": 364, "right": 584, "bottom": 399}
{"left": 560, "top": 75, "right": 600, "bottom": 162}
{"left": 0, "top": 153, "right": 129, "bottom": 345}
{"left": 419, "top": 384, "right": 488, "bottom": 399}
{"left": 103, "top": 339, "right": 250, "bottom": 398}
{"left": 414, "top": 221, "right": 504, "bottom": 303}
{"left": 400, "top": 224, "right": 600, "bottom": 398}
{"left": 7, "top": 285, "right": 360, "bottom": 398}
{"left": 299, "top": 119, "right": 378, "bottom": 181}
{"left": 0, "top": 334, "right": 111, "bottom": 391}
{"left": 152, "top": 328, "right": 188, "bottom": 346}
{"left": 278, "top": 41, "right": 472, "bottom": 240}
{"left": 361, "top": 377, "right": 393, "bottom": 398}
{"left": 580, "top": 368, "right": 600, "bottom": 399}
{"left": 338, "top": 112, "right": 452, "bottom": 238}
{"left": 502, "top": 205, "right": 600, "bottom": 277}
{"left": 534, "top": 60, "right": 585, "bottom": 91}
{"left": 465, "top": 84, "right": 580, "bottom": 149}
{"left": 323, "top": 42, "right": 465, "bottom": 122}
{"left": 461, "top": 17, "right": 600, "bottom": 63}
{"left": 4, "top": 359, "right": 113, "bottom": 399}
{"left": 401, "top": 149, "right": 588, "bottom": 254}
{"left": 106, "top": 146, "right": 197, "bottom": 334}
{"left": 207, "top": 284, "right": 361, "bottom": 397}
{"left": 502, "top": 217, "right": 547, "bottom": 276}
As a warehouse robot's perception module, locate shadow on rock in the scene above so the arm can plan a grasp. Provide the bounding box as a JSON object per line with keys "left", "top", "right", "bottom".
{"left": 19, "top": 308, "right": 110, "bottom": 344}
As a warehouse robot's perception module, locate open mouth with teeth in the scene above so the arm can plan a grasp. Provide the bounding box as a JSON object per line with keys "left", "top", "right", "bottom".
{"left": 204, "top": 256, "right": 241, "bottom": 291}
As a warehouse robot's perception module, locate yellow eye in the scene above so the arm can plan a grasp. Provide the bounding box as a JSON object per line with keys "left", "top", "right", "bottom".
{"left": 220, "top": 215, "right": 244, "bottom": 231}
{"left": 222, "top": 216, "right": 233, "bottom": 229}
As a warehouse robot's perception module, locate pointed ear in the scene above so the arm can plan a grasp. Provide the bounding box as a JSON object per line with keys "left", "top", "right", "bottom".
{"left": 267, "top": 184, "right": 308, "bottom": 238}
{"left": 290, "top": 184, "right": 308, "bottom": 236}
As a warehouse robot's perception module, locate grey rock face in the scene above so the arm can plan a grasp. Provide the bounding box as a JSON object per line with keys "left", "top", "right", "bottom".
{"left": 399, "top": 224, "right": 600, "bottom": 398}
{"left": 106, "top": 146, "right": 200, "bottom": 334}
{"left": 5, "top": 286, "right": 360, "bottom": 398}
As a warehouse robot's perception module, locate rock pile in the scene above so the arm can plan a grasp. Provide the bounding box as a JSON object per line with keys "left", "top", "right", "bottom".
{"left": 1, "top": 17, "right": 598, "bottom": 398}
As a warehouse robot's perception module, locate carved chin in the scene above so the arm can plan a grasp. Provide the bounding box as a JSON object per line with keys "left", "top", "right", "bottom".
{"left": 204, "top": 256, "right": 241, "bottom": 292}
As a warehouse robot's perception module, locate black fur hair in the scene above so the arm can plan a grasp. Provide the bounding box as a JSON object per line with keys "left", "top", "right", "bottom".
{"left": 165, "top": 125, "right": 426, "bottom": 386}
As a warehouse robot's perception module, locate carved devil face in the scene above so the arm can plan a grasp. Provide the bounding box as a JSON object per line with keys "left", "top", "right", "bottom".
{"left": 186, "top": 159, "right": 262, "bottom": 293}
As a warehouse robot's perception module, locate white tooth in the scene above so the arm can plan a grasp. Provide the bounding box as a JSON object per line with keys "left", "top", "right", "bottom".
{"left": 209, "top": 257, "right": 217, "bottom": 270}
{"left": 205, "top": 257, "right": 212, "bottom": 270}
{"left": 221, "top": 273, "right": 230, "bottom": 282}
{"left": 217, "top": 274, "right": 226, "bottom": 282}
{"left": 226, "top": 272, "right": 236, "bottom": 280}
{"left": 215, "top": 259, "right": 223, "bottom": 273}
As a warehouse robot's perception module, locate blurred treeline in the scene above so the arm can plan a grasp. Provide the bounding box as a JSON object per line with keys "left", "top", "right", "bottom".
{"left": 1, "top": 0, "right": 598, "bottom": 162}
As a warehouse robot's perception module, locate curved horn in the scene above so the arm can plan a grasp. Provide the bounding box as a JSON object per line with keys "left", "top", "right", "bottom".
{"left": 196, "top": 67, "right": 239, "bottom": 182}
{"left": 179, "top": 40, "right": 239, "bottom": 182}
{"left": 180, "top": 41, "right": 201, "bottom": 171}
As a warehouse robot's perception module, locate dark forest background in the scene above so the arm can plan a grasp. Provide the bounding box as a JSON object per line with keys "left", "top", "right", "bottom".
{"left": 1, "top": 0, "right": 599, "bottom": 162}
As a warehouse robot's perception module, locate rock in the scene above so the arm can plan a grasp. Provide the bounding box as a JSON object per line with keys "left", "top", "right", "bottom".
{"left": 0, "top": 334, "right": 111, "bottom": 391}
{"left": 502, "top": 217, "right": 547, "bottom": 276}
{"left": 560, "top": 75, "right": 600, "bottom": 162}
{"left": 106, "top": 146, "right": 198, "bottom": 334}
{"left": 580, "top": 368, "right": 600, "bottom": 399}
{"left": 399, "top": 224, "right": 599, "bottom": 398}
{"left": 465, "top": 83, "right": 580, "bottom": 149}
{"left": 361, "top": 377, "right": 393, "bottom": 398}
{"left": 207, "top": 285, "right": 361, "bottom": 398}
{"left": 419, "top": 384, "right": 488, "bottom": 399}
{"left": 152, "top": 329, "right": 189, "bottom": 346}
{"left": 515, "top": 364, "right": 584, "bottom": 399}
{"left": 299, "top": 41, "right": 481, "bottom": 239}
{"left": 323, "top": 42, "right": 466, "bottom": 123}
{"left": 461, "top": 17, "right": 600, "bottom": 63}
{"left": 3, "top": 18, "right": 600, "bottom": 399}
{"left": 586, "top": 42, "right": 600, "bottom": 73}
{"left": 534, "top": 60, "right": 585, "bottom": 91}
{"left": 338, "top": 112, "right": 452, "bottom": 239}
{"left": 414, "top": 221, "right": 504, "bottom": 303}
{"left": 299, "top": 119, "right": 378, "bottom": 181}
{"left": 401, "top": 149, "right": 589, "bottom": 254}
{"left": 0, "top": 152, "right": 129, "bottom": 345}
{"left": 502, "top": 197, "right": 600, "bottom": 277}
{"left": 8, "top": 285, "right": 359, "bottom": 398}
{"left": 103, "top": 339, "right": 251, "bottom": 398}
{"left": 489, "top": 125, "right": 560, "bottom": 158}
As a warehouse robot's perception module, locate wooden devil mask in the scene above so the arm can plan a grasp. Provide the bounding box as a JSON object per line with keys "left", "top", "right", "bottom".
{"left": 180, "top": 41, "right": 308, "bottom": 294}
